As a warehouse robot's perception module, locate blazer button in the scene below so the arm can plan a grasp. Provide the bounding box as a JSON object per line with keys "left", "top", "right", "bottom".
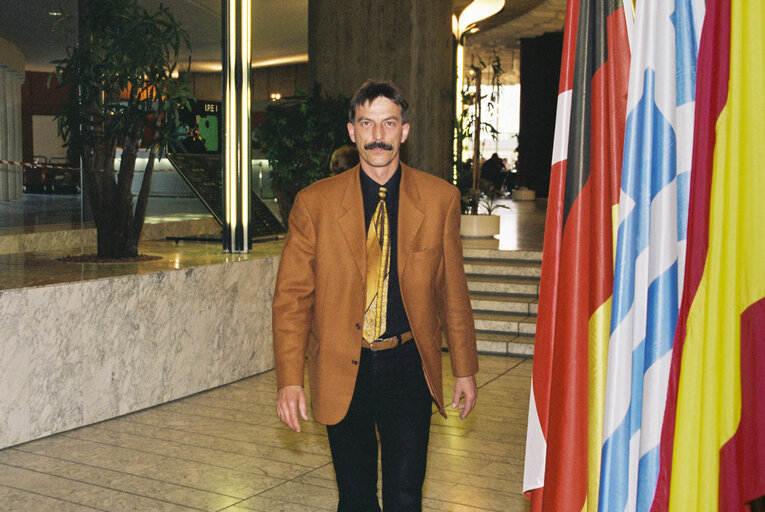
{"left": 352, "top": 360, "right": 358, "bottom": 365}
{"left": 355, "top": 323, "right": 361, "bottom": 330}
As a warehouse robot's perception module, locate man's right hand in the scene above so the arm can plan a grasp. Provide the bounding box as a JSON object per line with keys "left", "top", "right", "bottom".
{"left": 276, "top": 385, "right": 308, "bottom": 432}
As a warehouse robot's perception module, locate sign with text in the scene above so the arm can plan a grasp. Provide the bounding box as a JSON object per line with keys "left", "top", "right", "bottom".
{"left": 177, "top": 100, "right": 222, "bottom": 154}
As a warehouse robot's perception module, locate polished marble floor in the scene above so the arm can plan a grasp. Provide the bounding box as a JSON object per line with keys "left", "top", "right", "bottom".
{"left": 0, "top": 353, "right": 532, "bottom": 512}
{"left": 0, "top": 194, "right": 209, "bottom": 230}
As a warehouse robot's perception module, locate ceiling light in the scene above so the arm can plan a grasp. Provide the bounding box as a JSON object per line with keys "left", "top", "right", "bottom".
{"left": 453, "top": 0, "right": 505, "bottom": 40}
{"left": 48, "top": 11, "right": 63, "bottom": 16}
{"left": 252, "top": 54, "right": 309, "bottom": 68}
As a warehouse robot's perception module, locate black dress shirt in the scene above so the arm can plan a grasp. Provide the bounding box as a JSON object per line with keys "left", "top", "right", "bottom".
{"left": 360, "top": 166, "right": 411, "bottom": 338}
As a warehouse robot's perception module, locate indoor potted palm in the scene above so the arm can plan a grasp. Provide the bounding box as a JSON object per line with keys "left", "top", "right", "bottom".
{"left": 52, "top": 0, "right": 194, "bottom": 259}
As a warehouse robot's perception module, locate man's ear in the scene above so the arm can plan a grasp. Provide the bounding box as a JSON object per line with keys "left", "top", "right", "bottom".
{"left": 400, "top": 123, "right": 410, "bottom": 143}
{"left": 347, "top": 122, "right": 356, "bottom": 143}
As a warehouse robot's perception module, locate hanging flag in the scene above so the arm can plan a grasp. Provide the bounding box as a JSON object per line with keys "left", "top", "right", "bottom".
{"left": 649, "top": 0, "right": 765, "bottom": 510}
{"left": 598, "top": 1, "right": 704, "bottom": 511}
{"left": 523, "top": 0, "right": 630, "bottom": 510}
{"left": 522, "top": 0, "right": 580, "bottom": 505}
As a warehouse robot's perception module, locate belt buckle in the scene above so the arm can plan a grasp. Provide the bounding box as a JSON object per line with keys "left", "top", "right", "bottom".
{"left": 369, "top": 337, "right": 387, "bottom": 351}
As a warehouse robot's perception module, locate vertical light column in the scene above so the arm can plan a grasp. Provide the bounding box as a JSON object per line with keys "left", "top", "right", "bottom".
{"left": 223, "top": 0, "right": 251, "bottom": 252}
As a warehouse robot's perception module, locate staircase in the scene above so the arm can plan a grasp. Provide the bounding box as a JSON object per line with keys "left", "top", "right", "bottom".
{"left": 463, "top": 247, "right": 542, "bottom": 357}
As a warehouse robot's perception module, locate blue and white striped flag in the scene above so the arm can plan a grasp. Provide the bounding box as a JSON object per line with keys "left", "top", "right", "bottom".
{"left": 598, "top": 1, "right": 704, "bottom": 511}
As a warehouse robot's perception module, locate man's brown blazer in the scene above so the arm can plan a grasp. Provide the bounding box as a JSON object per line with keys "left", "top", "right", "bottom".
{"left": 272, "top": 163, "right": 478, "bottom": 425}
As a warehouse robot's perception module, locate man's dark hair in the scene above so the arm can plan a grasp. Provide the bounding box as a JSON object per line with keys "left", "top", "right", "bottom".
{"left": 349, "top": 80, "right": 409, "bottom": 123}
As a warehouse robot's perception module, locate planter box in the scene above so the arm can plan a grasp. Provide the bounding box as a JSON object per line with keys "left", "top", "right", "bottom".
{"left": 460, "top": 214, "right": 500, "bottom": 238}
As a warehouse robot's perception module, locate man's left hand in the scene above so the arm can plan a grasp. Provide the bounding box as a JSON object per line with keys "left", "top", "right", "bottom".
{"left": 451, "top": 375, "right": 477, "bottom": 419}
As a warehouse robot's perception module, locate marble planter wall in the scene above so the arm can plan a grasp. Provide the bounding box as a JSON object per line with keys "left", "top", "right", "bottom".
{"left": 0, "top": 255, "right": 280, "bottom": 448}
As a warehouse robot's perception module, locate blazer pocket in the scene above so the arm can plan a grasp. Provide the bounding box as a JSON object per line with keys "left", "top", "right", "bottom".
{"left": 413, "top": 248, "right": 434, "bottom": 261}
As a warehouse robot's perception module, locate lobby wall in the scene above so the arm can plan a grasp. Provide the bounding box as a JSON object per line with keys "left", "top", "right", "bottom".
{"left": 185, "top": 65, "right": 310, "bottom": 104}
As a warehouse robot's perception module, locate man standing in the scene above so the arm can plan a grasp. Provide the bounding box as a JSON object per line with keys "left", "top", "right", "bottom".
{"left": 273, "top": 80, "right": 478, "bottom": 512}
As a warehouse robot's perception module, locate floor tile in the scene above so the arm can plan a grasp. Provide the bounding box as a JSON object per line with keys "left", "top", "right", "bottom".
{"left": 0, "top": 353, "right": 534, "bottom": 511}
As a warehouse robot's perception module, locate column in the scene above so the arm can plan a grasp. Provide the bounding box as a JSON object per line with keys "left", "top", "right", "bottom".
{"left": 223, "top": 0, "right": 251, "bottom": 252}
{"left": 0, "top": 37, "right": 25, "bottom": 201}
{"left": 7, "top": 69, "right": 22, "bottom": 198}
{"left": 308, "top": 0, "right": 454, "bottom": 180}
{"left": 0, "top": 67, "right": 8, "bottom": 201}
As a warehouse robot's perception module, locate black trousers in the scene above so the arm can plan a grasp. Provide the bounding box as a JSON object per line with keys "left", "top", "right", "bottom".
{"left": 326, "top": 339, "right": 433, "bottom": 512}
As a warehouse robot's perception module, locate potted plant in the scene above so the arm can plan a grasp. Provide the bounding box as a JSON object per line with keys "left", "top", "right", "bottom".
{"left": 459, "top": 179, "right": 510, "bottom": 237}
{"left": 52, "top": 0, "right": 194, "bottom": 259}
{"left": 255, "top": 86, "right": 350, "bottom": 222}
{"left": 455, "top": 54, "right": 505, "bottom": 238}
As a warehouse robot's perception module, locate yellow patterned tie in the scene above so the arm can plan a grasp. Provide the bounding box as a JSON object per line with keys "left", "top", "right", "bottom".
{"left": 363, "top": 186, "right": 391, "bottom": 342}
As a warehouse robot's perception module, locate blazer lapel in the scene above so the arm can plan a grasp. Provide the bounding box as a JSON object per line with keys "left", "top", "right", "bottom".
{"left": 337, "top": 166, "right": 366, "bottom": 279}
{"left": 398, "top": 164, "right": 424, "bottom": 278}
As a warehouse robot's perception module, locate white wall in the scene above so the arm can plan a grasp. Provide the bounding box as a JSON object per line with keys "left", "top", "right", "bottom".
{"left": 32, "top": 115, "right": 67, "bottom": 161}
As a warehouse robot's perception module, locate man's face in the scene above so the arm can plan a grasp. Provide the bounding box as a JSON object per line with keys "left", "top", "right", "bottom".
{"left": 347, "top": 97, "right": 410, "bottom": 177}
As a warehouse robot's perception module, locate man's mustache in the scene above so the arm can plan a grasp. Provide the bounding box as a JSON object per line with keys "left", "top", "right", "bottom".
{"left": 364, "top": 141, "right": 393, "bottom": 151}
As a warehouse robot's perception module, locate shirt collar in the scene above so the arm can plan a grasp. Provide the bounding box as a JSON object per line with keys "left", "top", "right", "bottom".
{"left": 359, "top": 165, "right": 401, "bottom": 197}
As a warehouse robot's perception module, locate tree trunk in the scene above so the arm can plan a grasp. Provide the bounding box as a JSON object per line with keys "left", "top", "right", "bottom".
{"left": 86, "top": 137, "right": 140, "bottom": 259}
{"left": 132, "top": 146, "right": 156, "bottom": 245}
{"left": 96, "top": 226, "right": 136, "bottom": 259}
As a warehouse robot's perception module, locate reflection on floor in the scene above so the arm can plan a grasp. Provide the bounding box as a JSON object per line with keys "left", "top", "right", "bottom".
{"left": 493, "top": 198, "right": 546, "bottom": 251}
{"left": 0, "top": 193, "right": 218, "bottom": 228}
{"left": 0, "top": 193, "right": 214, "bottom": 230}
{"left": 0, "top": 239, "right": 284, "bottom": 292}
{"left": 0, "top": 353, "right": 532, "bottom": 512}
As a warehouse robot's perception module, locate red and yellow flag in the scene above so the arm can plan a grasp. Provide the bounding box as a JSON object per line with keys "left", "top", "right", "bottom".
{"left": 651, "top": 0, "right": 765, "bottom": 509}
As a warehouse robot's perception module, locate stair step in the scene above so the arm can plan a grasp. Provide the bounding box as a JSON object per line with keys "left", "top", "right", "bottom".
{"left": 475, "top": 330, "right": 535, "bottom": 357}
{"left": 463, "top": 257, "right": 542, "bottom": 278}
{"left": 467, "top": 274, "right": 540, "bottom": 295}
{"left": 463, "top": 248, "right": 543, "bottom": 262}
{"left": 470, "top": 291, "right": 538, "bottom": 315}
{"left": 462, "top": 248, "right": 542, "bottom": 357}
{"left": 473, "top": 310, "right": 536, "bottom": 335}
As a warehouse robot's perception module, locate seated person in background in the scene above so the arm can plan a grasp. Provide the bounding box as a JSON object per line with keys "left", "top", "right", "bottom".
{"left": 480, "top": 153, "right": 506, "bottom": 192}
{"left": 501, "top": 157, "right": 515, "bottom": 192}
{"left": 330, "top": 145, "right": 360, "bottom": 175}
